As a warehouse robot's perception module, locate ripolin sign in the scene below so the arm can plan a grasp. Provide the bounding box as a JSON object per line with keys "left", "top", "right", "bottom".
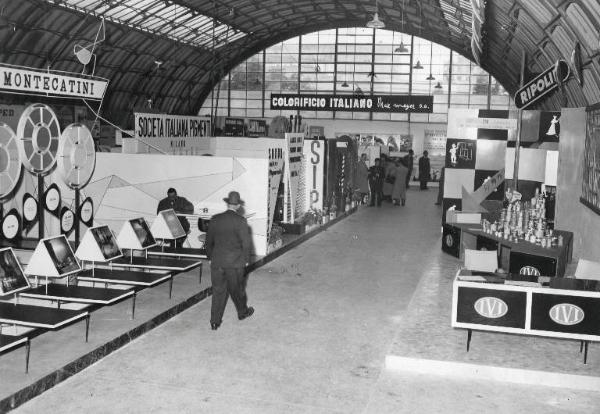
{"left": 514, "top": 60, "right": 570, "bottom": 109}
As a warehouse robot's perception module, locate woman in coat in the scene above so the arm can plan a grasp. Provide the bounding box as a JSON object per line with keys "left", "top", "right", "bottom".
{"left": 354, "top": 153, "right": 370, "bottom": 204}
{"left": 392, "top": 160, "right": 409, "bottom": 206}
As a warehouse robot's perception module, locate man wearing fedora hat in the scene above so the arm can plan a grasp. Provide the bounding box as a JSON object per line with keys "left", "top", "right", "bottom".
{"left": 205, "top": 190, "right": 254, "bottom": 330}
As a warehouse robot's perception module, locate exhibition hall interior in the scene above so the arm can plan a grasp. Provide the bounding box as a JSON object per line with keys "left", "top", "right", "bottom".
{"left": 1, "top": 0, "right": 600, "bottom": 412}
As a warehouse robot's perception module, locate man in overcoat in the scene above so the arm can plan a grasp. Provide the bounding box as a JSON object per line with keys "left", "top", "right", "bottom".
{"left": 205, "top": 191, "right": 254, "bottom": 330}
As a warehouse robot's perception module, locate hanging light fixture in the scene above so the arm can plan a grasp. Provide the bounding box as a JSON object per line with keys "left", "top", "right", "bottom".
{"left": 341, "top": 58, "right": 349, "bottom": 87}
{"left": 413, "top": 2, "right": 424, "bottom": 70}
{"left": 434, "top": 81, "right": 443, "bottom": 89}
{"left": 394, "top": 0, "right": 409, "bottom": 53}
{"left": 366, "top": 0, "right": 385, "bottom": 29}
{"left": 426, "top": 42, "right": 435, "bottom": 80}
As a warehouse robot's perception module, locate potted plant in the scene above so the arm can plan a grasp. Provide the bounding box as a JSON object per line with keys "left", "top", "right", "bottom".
{"left": 268, "top": 223, "right": 284, "bottom": 252}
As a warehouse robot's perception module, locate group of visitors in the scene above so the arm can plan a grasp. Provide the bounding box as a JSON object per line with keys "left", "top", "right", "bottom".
{"left": 355, "top": 150, "right": 431, "bottom": 207}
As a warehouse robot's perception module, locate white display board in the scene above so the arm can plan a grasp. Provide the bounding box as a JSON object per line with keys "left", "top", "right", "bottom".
{"left": 84, "top": 152, "right": 270, "bottom": 256}
{"left": 25, "top": 235, "right": 81, "bottom": 277}
{"left": 75, "top": 225, "right": 123, "bottom": 262}
{"left": 151, "top": 209, "right": 186, "bottom": 240}
{"left": 116, "top": 218, "right": 157, "bottom": 250}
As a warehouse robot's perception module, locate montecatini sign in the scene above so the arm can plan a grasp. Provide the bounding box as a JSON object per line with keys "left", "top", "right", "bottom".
{"left": 0, "top": 63, "right": 108, "bottom": 100}
{"left": 514, "top": 60, "right": 570, "bottom": 109}
{"left": 270, "top": 93, "right": 433, "bottom": 113}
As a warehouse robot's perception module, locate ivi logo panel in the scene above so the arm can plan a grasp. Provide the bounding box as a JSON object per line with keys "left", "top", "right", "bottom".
{"left": 474, "top": 297, "right": 508, "bottom": 319}
{"left": 549, "top": 303, "right": 585, "bottom": 326}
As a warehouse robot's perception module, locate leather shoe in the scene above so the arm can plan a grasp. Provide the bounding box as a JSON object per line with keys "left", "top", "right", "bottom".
{"left": 238, "top": 306, "right": 254, "bottom": 321}
{"left": 211, "top": 322, "right": 220, "bottom": 330}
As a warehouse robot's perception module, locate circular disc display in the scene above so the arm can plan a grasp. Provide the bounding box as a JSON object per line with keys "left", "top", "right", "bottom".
{"left": 23, "top": 195, "right": 38, "bottom": 222}
{"left": 80, "top": 198, "right": 93, "bottom": 223}
{"left": 0, "top": 123, "right": 22, "bottom": 199}
{"left": 57, "top": 123, "right": 96, "bottom": 189}
{"left": 61, "top": 208, "right": 75, "bottom": 233}
{"left": 45, "top": 187, "right": 60, "bottom": 212}
{"left": 17, "top": 103, "right": 61, "bottom": 175}
{"left": 1, "top": 211, "right": 20, "bottom": 240}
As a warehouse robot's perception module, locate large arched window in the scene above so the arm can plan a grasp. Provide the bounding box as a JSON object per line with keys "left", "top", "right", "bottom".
{"left": 200, "top": 28, "right": 512, "bottom": 123}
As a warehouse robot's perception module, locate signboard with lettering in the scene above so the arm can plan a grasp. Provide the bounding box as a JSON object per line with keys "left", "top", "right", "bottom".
{"left": 223, "top": 117, "right": 245, "bottom": 137}
{"left": 303, "top": 138, "right": 325, "bottom": 211}
{"left": 0, "top": 63, "right": 108, "bottom": 100}
{"left": 132, "top": 113, "right": 211, "bottom": 154}
{"left": 270, "top": 94, "right": 433, "bottom": 113}
{"left": 514, "top": 60, "right": 570, "bottom": 109}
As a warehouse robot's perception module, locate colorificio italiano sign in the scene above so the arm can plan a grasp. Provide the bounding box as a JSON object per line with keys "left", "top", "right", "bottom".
{"left": 270, "top": 94, "right": 433, "bottom": 113}
{"left": 0, "top": 63, "right": 108, "bottom": 100}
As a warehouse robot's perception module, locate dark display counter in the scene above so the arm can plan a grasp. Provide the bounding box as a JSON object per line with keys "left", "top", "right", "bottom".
{"left": 452, "top": 269, "right": 600, "bottom": 363}
{"left": 443, "top": 223, "right": 573, "bottom": 277}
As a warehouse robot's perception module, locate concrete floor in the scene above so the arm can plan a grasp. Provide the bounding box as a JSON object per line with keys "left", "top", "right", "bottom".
{"left": 12, "top": 189, "right": 600, "bottom": 413}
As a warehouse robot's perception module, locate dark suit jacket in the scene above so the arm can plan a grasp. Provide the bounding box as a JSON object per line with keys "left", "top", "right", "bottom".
{"left": 205, "top": 209, "right": 252, "bottom": 268}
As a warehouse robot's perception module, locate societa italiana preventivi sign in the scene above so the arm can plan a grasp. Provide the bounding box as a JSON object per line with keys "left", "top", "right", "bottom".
{"left": 270, "top": 94, "right": 433, "bottom": 113}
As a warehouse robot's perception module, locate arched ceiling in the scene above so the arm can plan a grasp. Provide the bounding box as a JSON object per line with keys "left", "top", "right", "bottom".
{"left": 0, "top": 0, "right": 599, "bottom": 128}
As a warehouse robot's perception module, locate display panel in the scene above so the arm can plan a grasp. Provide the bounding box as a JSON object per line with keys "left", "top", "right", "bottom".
{"left": 90, "top": 225, "right": 122, "bottom": 260}
{"left": 43, "top": 236, "right": 81, "bottom": 275}
{"left": 129, "top": 218, "right": 156, "bottom": 248}
{"left": 159, "top": 209, "right": 186, "bottom": 239}
{"left": 0, "top": 248, "right": 30, "bottom": 296}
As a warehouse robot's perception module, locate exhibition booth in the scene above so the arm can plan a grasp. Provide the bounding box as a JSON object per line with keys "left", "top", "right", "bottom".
{"left": 438, "top": 101, "right": 600, "bottom": 363}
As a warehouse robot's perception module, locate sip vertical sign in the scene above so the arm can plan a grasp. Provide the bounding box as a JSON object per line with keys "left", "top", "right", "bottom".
{"left": 303, "top": 138, "right": 325, "bottom": 211}
{"left": 514, "top": 60, "right": 570, "bottom": 109}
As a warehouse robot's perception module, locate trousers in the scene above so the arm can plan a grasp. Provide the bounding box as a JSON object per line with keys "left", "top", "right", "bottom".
{"left": 210, "top": 266, "right": 249, "bottom": 324}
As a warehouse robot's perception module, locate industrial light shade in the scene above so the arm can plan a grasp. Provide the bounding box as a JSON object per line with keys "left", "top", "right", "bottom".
{"left": 426, "top": 73, "right": 435, "bottom": 80}
{"left": 413, "top": 60, "right": 423, "bottom": 69}
{"left": 341, "top": 81, "right": 349, "bottom": 87}
{"left": 366, "top": 12, "right": 385, "bottom": 29}
{"left": 434, "top": 81, "right": 443, "bottom": 89}
{"left": 394, "top": 41, "right": 408, "bottom": 53}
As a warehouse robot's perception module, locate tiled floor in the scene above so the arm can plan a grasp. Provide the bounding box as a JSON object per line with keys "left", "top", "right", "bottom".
{"left": 12, "top": 189, "right": 600, "bottom": 413}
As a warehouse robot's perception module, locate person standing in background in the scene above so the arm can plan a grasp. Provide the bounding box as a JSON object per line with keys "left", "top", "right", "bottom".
{"left": 418, "top": 151, "right": 431, "bottom": 190}
{"left": 436, "top": 167, "right": 445, "bottom": 205}
{"left": 403, "top": 149, "right": 414, "bottom": 189}
{"left": 392, "top": 160, "right": 409, "bottom": 206}
{"left": 368, "top": 158, "right": 385, "bottom": 207}
{"left": 383, "top": 157, "right": 397, "bottom": 203}
{"left": 157, "top": 187, "right": 194, "bottom": 246}
{"left": 355, "top": 153, "right": 370, "bottom": 205}
{"left": 205, "top": 191, "right": 254, "bottom": 331}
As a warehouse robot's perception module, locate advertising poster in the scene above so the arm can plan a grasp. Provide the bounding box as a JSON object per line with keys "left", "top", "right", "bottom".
{"left": 424, "top": 129, "right": 447, "bottom": 182}
{"left": 248, "top": 119, "right": 267, "bottom": 137}
{"left": 308, "top": 125, "right": 325, "bottom": 138}
{"left": 284, "top": 133, "right": 304, "bottom": 222}
{"left": 223, "top": 117, "right": 245, "bottom": 136}
{"left": 267, "top": 147, "right": 284, "bottom": 238}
